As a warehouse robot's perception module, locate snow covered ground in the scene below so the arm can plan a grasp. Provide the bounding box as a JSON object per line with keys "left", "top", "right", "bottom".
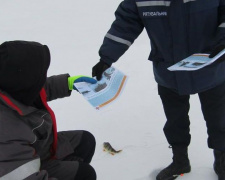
{"left": 0, "top": 1, "right": 218, "bottom": 179}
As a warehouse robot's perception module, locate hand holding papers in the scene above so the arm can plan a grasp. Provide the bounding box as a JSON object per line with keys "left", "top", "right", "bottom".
{"left": 74, "top": 67, "right": 127, "bottom": 110}
{"left": 168, "top": 49, "right": 225, "bottom": 71}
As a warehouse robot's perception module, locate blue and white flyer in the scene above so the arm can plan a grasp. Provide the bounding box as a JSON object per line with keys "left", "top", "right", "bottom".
{"left": 168, "top": 49, "right": 225, "bottom": 71}
{"left": 74, "top": 67, "right": 127, "bottom": 110}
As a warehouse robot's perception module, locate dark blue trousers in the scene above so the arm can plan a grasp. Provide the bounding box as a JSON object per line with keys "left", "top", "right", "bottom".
{"left": 158, "top": 82, "right": 225, "bottom": 151}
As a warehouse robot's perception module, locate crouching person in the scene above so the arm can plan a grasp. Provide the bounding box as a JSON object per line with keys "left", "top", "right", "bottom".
{"left": 0, "top": 41, "right": 97, "bottom": 180}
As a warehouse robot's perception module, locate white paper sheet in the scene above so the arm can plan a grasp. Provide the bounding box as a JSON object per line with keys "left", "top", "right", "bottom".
{"left": 168, "top": 49, "right": 225, "bottom": 71}
{"left": 74, "top": 67, "right": 127, "bottom": 110}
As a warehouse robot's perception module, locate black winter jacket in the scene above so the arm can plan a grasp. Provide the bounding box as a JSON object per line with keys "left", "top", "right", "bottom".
{"left": 99, "top": 0, "right": 225, "bottom": 94}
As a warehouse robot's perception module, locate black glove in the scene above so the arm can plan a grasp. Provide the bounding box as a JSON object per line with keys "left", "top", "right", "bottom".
{"left": 209, "top": 44, "right": 225, "bottom": 58}
{"left": 92, "top": 61, "right": 110, "bottom": 80}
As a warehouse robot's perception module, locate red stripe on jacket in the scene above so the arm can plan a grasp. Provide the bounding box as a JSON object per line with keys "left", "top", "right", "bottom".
{"left": 0, "top": 93, "right": 23, "bottom": 115}
{"left": 40, "top": 88, "right": 58, "bottom": 158}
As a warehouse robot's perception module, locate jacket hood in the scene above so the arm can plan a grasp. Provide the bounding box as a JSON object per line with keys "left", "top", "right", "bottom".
{"left": 0, "top": 41, "right": 50, "bottom": 105}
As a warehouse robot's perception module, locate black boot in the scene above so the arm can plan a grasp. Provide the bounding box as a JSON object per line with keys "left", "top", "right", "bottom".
{"left": 156, "top": 146, "right": 191, "bottom": 180}
{"left": 214, "top": 150, "right": 225, "bottom": 180}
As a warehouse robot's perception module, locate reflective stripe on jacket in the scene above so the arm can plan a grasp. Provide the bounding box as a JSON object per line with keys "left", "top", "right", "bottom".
{"left": 99, "top": 0, "right": 225, "bottom": 94}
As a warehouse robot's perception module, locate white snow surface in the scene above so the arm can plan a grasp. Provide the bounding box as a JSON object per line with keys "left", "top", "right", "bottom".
{"left": 0, "top": 1, "right": 217, "bottom": 180}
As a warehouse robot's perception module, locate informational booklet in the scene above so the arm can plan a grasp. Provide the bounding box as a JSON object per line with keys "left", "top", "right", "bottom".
{"left": 74, "top": 67, "right": 127, "bottom": 110}
{"left": 168, "top": 49, "right": 225, "bottom": 71}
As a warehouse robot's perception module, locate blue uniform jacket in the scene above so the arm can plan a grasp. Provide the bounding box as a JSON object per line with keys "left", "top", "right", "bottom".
{"left": 99, "top": 0, "right": 225, "bottom": 95}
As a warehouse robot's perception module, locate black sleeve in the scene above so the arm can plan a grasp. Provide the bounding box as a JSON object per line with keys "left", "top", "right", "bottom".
{"left": 99, "top": 0, "right": 144, "bottom": 65}
{"left": 44, "top": 74, "right": 71, "bottom": 101}
{"left": 211, "top": 1, "right": 225, "bottom": 47}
